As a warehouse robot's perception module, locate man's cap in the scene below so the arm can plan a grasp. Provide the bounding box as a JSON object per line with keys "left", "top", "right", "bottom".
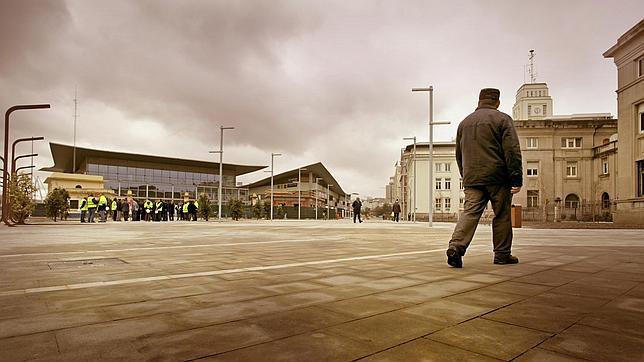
{"left": 479, "top": 88, "right": 500, "bottom": 101}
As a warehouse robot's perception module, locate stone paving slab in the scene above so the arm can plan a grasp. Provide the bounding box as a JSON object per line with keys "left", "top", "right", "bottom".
{"left": 0, "top": 220, "right": 643, "bottom": 361}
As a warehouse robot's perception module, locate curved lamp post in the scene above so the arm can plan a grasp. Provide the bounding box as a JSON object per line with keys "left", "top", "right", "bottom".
{"left": 3, "top": 105, "right": 50, "bottom": 225}
{"left": 16, "top": 165, "right": 35, "bottom": 174}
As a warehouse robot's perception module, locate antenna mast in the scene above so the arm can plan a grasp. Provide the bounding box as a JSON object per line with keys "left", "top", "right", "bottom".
{"left": 73, "top": 86, "right": 78, "bottom": 173}
{"left": 528, "top": 50, "right": 537, "bottom": 83}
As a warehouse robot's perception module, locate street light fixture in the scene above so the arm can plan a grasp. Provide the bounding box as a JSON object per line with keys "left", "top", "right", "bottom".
{"left": 209, "top": 125, "right": 234, "bottom": 222}
{"left": 3, "top": 104, "right": 49, "bottom": 226}
{"left": 315, "top": 177, "right": 322, "bottom": 220}
{"left": 403, "top": 137, "right": 417, "bottom": 223}
{"left": 270, "top": 152, "right": 282, "bottom": 221}
{"left": 16, "top": 165, "right": 35, "bottom": 174}
{"left": 327, "top": 184, "right": 334, "bottom": 220}
{"left": 412, "top": 86, "right": 449, "bottom": 227}
{"left": 298, "top": 167, "right": 307, "bottom": 220}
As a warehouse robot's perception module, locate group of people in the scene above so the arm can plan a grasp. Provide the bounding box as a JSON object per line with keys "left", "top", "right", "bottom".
{"left": 79, "top": 194, "right": 201, "bottom": 223}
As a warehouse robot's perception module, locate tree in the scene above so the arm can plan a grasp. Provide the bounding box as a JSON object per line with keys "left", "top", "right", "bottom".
{"left": 8, "top": 173, "right": 37, "bottom": 224}
{"left": 252, "top": 201, "right": 262, "bottom": 219}
{"left": 262, "top": 200, "right": 271, "bottom": 219}
{"left": 44, "top": 187, "right": 70, "bottom": 222}
{"left": 197, "top": 193, "right": 212, "bottom": 221}
{"left": 228, "top": 199, "right": 243, "bottom": 220}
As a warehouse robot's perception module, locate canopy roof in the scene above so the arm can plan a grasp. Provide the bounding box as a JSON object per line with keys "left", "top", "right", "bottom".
{"left": 244, "top": 162, "right": 347, "bottom": 197}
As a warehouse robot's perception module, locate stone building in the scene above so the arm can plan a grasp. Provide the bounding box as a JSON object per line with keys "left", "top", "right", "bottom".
{"left": 603, "top": 19, "right": 644, "bottom": 224}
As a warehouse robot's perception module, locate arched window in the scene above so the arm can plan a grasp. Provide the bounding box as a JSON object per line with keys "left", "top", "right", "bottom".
{"left": 75, "top": 185, "right": 82, "bottom": 189}
{"left": 564, "top": 194, "right": 580, "bottom": 209}
{"left": 601, "top": 193, "right": 610, "bottom": 209}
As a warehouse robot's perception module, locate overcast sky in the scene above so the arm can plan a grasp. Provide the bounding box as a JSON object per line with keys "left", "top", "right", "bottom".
{"left": 1, "top": 1, "right": 642, "bottom": 197}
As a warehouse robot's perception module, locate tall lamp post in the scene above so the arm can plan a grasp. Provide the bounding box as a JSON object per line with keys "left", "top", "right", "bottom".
{"left": 16, "top": 165, "right": 35, "bottom": 174}
{"left": 403, "top": 137, "right": 417, "bottom": 222}
{"left": 327, "top": 184, "right": 334, "bottom": 220}
{"left": 12, "top": 154, "right": 38, "bottom": 174}
{"left": 412, "top": 86, "right": 449, "bottom": 227}
{"left": 3, "top": 104, "right": 49, "bottom": 225}
{"left": 315, "top": 177, "right": 322, "bottom": 220}
{"left": 209, "top": 126, "right": 234, "bottom": 222}
{"left": 298, "top": 167, "right": 307, "bottom": 220}
{"left": 270, "top": 152, "right": 282, "bottom": 220}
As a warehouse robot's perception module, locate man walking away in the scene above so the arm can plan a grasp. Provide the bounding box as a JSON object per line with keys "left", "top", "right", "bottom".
{"left": 87, "top": 193, "right": 97, "bottom": 223}
{"left": 352, "top": 197, "right": 363, "bottom": 223}
{"left": 447, "top": 88, "right": 523, "bottom": 268}
{"left": 79, "top": 196, "right": 88, "bottom": 223}
{"left": 392, "top": 199, "right": 401, "bottom": 222}
{"left": 112, "top": 198, "right": 119, "bottom": 221}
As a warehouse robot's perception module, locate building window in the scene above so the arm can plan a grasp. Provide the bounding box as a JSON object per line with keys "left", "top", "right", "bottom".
{"left": 602, "top": 158, "right": 609, "bottom": 175}
{"left": 639, "top": 57, "right": 644, "bottom": 77}
{"left": 639, "top": 161, "right": 644, "bottom": 197}
{"left": 435, "top": 198, "right": 442, "bottom": 210}
{"left": 528, "top": 105, "right": 532, "bottom": 115}
{"left": 459, "top": 197, "right": 464, "bottom": 208}
{"left": 435, "top": 163, "right": 442, "bottom": 172}
{"left": 435, "top": 179, "right": 442, "bottom": 190}
{"left": 444, "top": 198, "right": 451, "bottom": 210}
{"left": 543, "top": 104, "right": 547, "bottom": 116}
{"left": 527, "top": 161, "right": 539, "bottom": 177}
{"left": 566, "top": 161, "right": 578, "bottom": 177}
{"left": 459, "top": 179, "right": 463, "bottom": 190}
{"left": 445, "top": 163, "right": 451, "bottom": 172}
{"left": 602, "top": 192, "right": 610, "bottom": 209}
{"left": 527, "top": 190, "right": 539, "bottom": 207}
{"left": 640, "top": 110, "right": 644, "bottom": 133}
{"left": 445, "top": 178, "right": 451, "bottom": 190}
{"left": 562, "top": 138, "right": 582, "bottom": 148}
{"left": 565, "top": 194, "right": 580, "bottom": 209}
{"left": 526, "top": 137, "right": 538, "bottom": 149}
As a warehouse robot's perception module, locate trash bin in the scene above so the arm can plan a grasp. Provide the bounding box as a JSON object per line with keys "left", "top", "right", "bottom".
{"left": 511, "top": 204, "right": 522, "bottom": 228}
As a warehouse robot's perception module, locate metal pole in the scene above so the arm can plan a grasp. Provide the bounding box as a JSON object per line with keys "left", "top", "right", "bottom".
{"left": 298, "top": 168, "right": 301, "bottom": 220}
{"left": 219, "top": 127, "right": 223, "bottom": 221}
{"left": 315, "top": 177, "right": 322, "bottom": 220}
{"left": 327, "top": 184, "right": 330, "bottom": 220}
{"left": 413, "top": 137, "right": 417, "bottom": 222}
{"left": 73, "top": 87, "right": 77, "bottom": 173}
{"left": 429, "top": 87, "right": 434, "bottom": 227}
{"left": 270, "top": 153, "right": 282, "bottom": 221}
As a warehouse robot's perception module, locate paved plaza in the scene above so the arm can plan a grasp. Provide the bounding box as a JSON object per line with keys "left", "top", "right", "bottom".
{"left": 0, "top": 220, "right": 643, "bottom": 361}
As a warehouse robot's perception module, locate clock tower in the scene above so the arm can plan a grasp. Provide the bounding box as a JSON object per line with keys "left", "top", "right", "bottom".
{"left": 512, "top": 83, "right": 554, "bottom": 120}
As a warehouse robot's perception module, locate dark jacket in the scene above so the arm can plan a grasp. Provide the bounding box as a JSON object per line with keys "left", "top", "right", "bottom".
{"left": 392, "top": 202, "right": 401, "bottom": 213}
{"left": 352, "top": 200, "right": 362, "bottom": 212}
{"left": 456, "top": 105, "right": 523, "bottom": 187}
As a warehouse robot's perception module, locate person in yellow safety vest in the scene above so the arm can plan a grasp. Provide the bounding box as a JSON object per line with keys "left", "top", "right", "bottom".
{"left": 97, "top": 194, "right": 108, "bottom": 222}
{"left": 182, "top": 201, "right": 189, "bottom": 221}
{"left": 80, "top": 196, "right": 88, "bottom": 223}
{"left": 87, "top": 193, "right": 97, "bottom": 223}
{"left": 144, "top": 199, "right": 153, "bottom": 222}
{"left": 111, "top": 199, "right": 118, "bottom": 222}
{"left": 155, "top": 199, "right": 163, "bottom": 222}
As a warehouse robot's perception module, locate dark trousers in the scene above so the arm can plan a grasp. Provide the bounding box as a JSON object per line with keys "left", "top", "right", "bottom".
{"left": 80, "top": 210, "right": 87, "bottom": 223}
{"left": 393, "top": 212, "right": 400, "bottom": 222}
{"left": 87, "top": 208, "right": 96, "bottom": 223}
{"left": 449, "top": 185, "right": 513, "bottom": 257}
{"left": 353, "top": 211, "right": 362, "bottom": 223}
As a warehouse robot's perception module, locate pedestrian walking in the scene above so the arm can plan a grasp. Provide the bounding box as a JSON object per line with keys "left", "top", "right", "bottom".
{"left": 352, "top": 197, "right": 363, "bottom": 223}
{"left": 112, "top": 198, "right": 119, "bottom": 221}
{"left": 446, "top": 88, "right": 523, "bottom": 268}
{"left": 87, "top": 193, "right": 97, "bottom": 223}
{"left": 121, "top": 198, "right": 130, "bottom": 221}
{"left": 79, "top": 196, "right": 88, "bottom": 223}
{"left": 392, "top": 199, "right": 401, "bottom": 222}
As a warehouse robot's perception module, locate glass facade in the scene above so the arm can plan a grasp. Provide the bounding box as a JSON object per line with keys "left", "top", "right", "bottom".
{"left": 86, "top": 160, "right": 247, "bottom": 203}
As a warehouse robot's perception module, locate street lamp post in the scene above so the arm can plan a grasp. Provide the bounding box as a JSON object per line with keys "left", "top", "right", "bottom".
{"left": 412, "top": 86, "right": 449, "bottom": 227}
{"left": 403, "top": 137, "right": 417, "bottom": 222}
{"left": 327, "top": 184, "right": 334, "bottom": 220}
{"left": 209, "top": 126, "right": 234, "bottom": 222}
{"left": 3, "top": 103, "right": 49, "bottom": 226}
{"left": 298, "top": 167, "right": 307, "bottom": 220}
{"left": 12, "top": 154, "right": 38, "bottom": 174}
{"left": 270, "top": 153, "right": 282, "bottom": 221}
{"left": 315, "top": 177, "right": 322, "bottom": 220}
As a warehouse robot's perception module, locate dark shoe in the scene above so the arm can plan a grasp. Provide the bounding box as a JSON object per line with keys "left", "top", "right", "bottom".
{"left": 446, "top": 247, "right": 462, "bottom": 268}
{"left": 494, "top": 255, "right": 519, "bottom": 265}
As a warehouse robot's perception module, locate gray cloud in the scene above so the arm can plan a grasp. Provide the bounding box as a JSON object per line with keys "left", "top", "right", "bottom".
{"left": 1, "top": 0, "right": 642, "bottom": 196}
